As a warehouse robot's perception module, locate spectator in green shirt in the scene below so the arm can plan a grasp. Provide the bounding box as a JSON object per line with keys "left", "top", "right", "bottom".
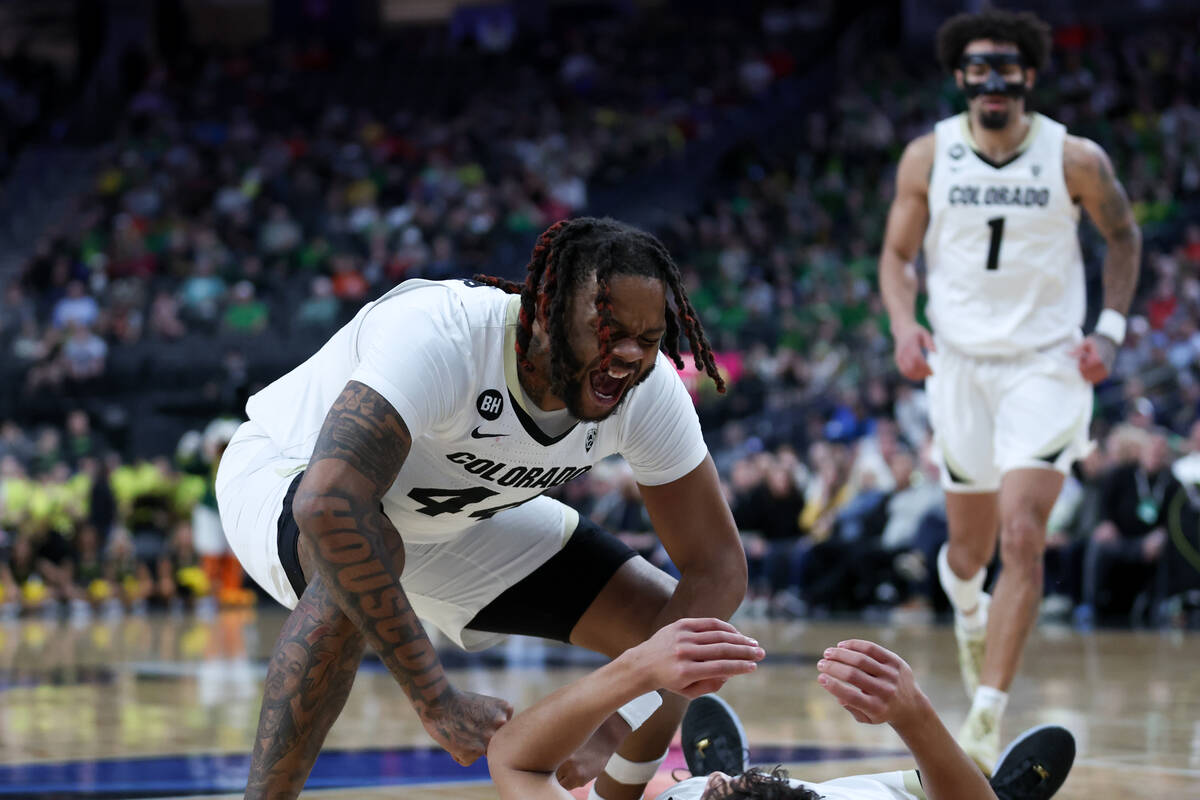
{"left": 221, "top": 281, "right": 268, "bottom": 335}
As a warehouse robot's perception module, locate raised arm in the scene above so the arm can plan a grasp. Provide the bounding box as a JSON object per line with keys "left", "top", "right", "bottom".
{"left": 1064, "top": 135, "right": 1142, "bottom": 383}
{"left": 879, "top": 133, "right": 936, "bottom": 382}
{"left": 487, "top": 618, "right": 763, "bottom": 800}
{"left": 817, "top": 639, "right": 998, "bottom": 800}
{"left": 293, "top": 380, "right": 510, "bottom": 764}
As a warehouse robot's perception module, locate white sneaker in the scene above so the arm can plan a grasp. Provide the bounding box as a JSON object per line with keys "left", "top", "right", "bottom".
{"left": 959, "top": 702, "right": 1001, "bottom": 776}
{"left": 954, "top": 593, "right": 989, "bottom": 699}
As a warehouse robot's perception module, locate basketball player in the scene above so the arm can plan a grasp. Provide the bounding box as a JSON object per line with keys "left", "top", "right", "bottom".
{"left": 487, "top": 617, "right": 1075, "bottom": 800}
{"left": 215, "top": 218, "right": 747, "bottom": 800}
{"left": 878, "top": 10, "right": 1141, "bottom": 771}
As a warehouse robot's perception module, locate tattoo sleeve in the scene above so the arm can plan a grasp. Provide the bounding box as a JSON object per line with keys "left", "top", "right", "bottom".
{"left": 246, "top": 574, "right": 365, "bottom": 798}
{"left": 293, "top": 380, "right": 451, "bottom": 717}
{"left": 1082, "top": 143, "right": 1142, "bottom": 315}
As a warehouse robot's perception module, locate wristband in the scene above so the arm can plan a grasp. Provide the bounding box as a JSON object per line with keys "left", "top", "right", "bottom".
{"left": 615, "top": 691, "right": 663, "bottom": 732}
{"left": 1095, "top": 309, "right": 1127, "bottom": 346}
{"left": 603, "top": 748, "right": 670, "bottom": 785}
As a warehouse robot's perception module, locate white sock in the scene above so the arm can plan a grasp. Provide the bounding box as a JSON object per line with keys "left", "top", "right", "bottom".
{"left": 970, "top": 685, "right": 1008, "bottom": 719}
{"left": 937, "top": 543, "right": 986, "bottom": 630}
{"left": 588, "top": 785, "right": 643, "bottom": 800}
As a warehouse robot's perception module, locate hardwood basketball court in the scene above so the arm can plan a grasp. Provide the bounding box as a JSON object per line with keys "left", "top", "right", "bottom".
{"left": 0, "top": 610, "right": 1195, "bottom": 798}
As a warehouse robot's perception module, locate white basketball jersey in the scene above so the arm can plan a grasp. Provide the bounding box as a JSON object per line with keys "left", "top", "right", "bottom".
{"left": 924, "top": 113, "right": 1085, "bottom": 356}
{"left": 244, "top": 279, "right": 707, "bottom": 543}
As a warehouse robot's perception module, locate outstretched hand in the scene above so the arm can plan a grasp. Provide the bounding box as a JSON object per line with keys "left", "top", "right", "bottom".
{"left": 816, "top": 639, "right": 928, "bottom": 728}
{"left": 630, "top": 618, "right": 765, "bottom": 699}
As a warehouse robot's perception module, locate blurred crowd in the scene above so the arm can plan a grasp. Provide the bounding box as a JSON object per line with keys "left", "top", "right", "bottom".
{"left": 0, "top": 10, "right": 1198, "bottom": 626}
{"left": 6, "top": 405, "right": 1197, "bottom": 627}
{"left": 0, "top": 411, "right": 249, "bottom": 620}
{"left": 2, "top": 11, "right": 803, "bottom": 395}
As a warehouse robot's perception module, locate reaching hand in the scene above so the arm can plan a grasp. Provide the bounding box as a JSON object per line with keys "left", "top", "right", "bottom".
{"left": 628, "top": 618, "right": 764, "bottom": 699}
{"left": 892, "top": 323, "right": 936, "bottom": 381}
{"left": 816, "top": 639, "right": 928, "bottom": 729}
{"left": 421, "top": 687, "right": 513, "bottom": 765}
{"left": 1069, "top": 334, "right": 1116, "bottom": 384}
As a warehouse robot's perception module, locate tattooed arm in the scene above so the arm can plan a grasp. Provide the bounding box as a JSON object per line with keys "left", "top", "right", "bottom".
{"left": 1065, "top": 136, "right": 1142, "bottom": 383}
{"left": 246, "top": 573, "right": 367, "bottom": 799}
{"left": 292, "top": 380, "right": 512, "bottom": 765}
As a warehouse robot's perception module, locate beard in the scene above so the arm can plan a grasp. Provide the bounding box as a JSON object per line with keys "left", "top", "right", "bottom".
{"left": 559, "top": 358, "right": 656, "bottom": 422}
{"left": 979, "top": 109, "right": 1010, "bottom": 130}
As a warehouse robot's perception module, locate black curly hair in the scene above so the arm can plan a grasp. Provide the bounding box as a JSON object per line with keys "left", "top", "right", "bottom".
{"left": 702, "top": 766, "right": 822, "bottom": 800}
{"left": 936, "top": 8, "right": 1052, "bottom": 73}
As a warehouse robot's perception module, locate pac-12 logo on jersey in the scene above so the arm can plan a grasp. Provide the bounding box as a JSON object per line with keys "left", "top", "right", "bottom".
{"left": 585, "top": 425, "right": 597, "bottom": 453}
{"left": 477, "top": 390, "right": 504, "bottom": 420}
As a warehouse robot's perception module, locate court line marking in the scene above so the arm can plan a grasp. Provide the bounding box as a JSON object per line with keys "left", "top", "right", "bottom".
{"left": 0, "top": 743, "right": 911, "bottom": 797}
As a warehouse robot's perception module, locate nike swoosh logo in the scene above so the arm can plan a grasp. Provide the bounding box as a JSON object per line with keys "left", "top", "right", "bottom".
{"left": 471, "top": 427, "right": 509, "bottom": 439}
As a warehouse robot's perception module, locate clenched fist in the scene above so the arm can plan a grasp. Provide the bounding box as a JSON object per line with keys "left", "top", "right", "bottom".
{"left": 1069, "top": 334, "right": 1116, "bottom": 384}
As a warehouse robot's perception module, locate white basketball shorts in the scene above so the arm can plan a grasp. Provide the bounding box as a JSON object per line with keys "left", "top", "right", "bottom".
{"left": 925, "top": 338, "right": 1093, "bottom": 494}
{"left": 214, "top": 420, "right": 579, "bottom": 650}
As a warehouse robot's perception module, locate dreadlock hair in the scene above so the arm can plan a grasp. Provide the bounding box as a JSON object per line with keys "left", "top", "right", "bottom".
{"left": 703, "top": 767, "right": 821, "bottom": 800}
{"left": 936, "top": 8, "right": 1052, "bottom": 73}
{"left": 474, "top": 216, "right": 726, "bottom": 399}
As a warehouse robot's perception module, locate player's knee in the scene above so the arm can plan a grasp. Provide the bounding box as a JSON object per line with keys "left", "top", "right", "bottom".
{"left": 947, "top": 536, "right": 992, "bottom": 576}
{"left": 999, "top": 513, "right": 1046, "bottom": 571}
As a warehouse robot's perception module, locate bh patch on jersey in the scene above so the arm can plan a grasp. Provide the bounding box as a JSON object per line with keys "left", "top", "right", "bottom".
{"left": 477, "top": 389, "right": 504, "bottom": 420}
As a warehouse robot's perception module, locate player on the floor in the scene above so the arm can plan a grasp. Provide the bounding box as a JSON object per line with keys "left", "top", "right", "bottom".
{"left": 878, "top": 9, "right": 1140, "bottom": 772}
{"left": 215, "top": 217, "right": 746, "bottom": 800}
{"left": 486, "top": 617, "right": 1076, "bottom": 800}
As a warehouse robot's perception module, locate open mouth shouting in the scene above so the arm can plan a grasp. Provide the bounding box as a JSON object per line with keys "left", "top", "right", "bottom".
{"left": 588, "top": 361, "right": 635, "bottom": 408}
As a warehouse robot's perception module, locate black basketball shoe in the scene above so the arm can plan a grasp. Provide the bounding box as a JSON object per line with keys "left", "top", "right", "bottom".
{"left": 681, "top": 694, "right": 749, "bottom": 778}
{"left": 989, "top": 725, "right": 1076, "bottom": 800}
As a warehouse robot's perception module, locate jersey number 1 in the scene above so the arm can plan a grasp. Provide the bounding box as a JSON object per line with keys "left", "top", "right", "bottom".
{"left": 985, "top": 216, "right": 1005, "bottom": 271}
